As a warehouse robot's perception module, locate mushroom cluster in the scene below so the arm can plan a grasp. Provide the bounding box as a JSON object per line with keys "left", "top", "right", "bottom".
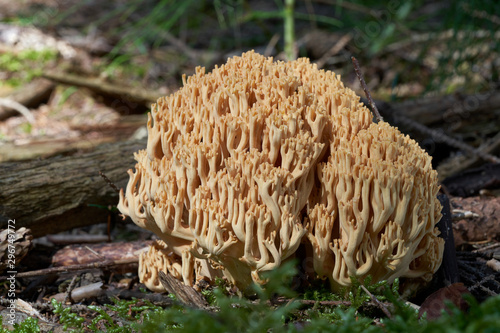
{"left": 118, "top": 51, "right": 444, "bottom": 292}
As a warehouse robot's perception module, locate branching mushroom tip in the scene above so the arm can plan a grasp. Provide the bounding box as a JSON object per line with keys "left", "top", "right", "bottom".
{"left": 118, "top": 51, "right": 444, "bottom": 293}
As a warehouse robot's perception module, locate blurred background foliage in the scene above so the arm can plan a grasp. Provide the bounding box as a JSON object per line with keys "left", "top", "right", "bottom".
{"left": 2, "top": 0, "right": 499, "bottom": 97}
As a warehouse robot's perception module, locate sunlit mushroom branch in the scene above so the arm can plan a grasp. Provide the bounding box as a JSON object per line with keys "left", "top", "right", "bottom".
{"left": 118, "top": 51, "right": 444, "bottom": 293}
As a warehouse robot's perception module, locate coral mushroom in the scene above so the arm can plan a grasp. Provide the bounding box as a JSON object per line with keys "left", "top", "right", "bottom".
{"left": 118, "top": 51, "right": 444, "bottom": 293}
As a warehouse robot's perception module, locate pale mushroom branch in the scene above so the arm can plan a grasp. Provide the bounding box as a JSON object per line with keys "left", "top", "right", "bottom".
{"left": 118, "top": 51, "right": 444, "bottom": 294}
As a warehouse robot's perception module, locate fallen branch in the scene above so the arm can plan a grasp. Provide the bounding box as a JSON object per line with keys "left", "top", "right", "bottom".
{"left": 0, "top": 257, "right": 138, "bottom": 280}
{"left": 63, "top": 275, "right": 79, "bottom": 304}
{"left": 43, "top": 71, "right": 162, "bottom": 107}
{"left": 51, "top": 240, "right": 151, "bottom": 267}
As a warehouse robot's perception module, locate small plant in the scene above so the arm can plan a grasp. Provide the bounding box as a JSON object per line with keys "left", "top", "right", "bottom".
{"left": 52, "top": 298, "right": 85, "bottom": 331}
{"left": 0, "top": 316, "right": 39, "bottom": 333}
{"left": 137, "top": 266, "right": 500, "bottom": 333}
{"left": 140, "top": 260, "right": 302, "bottom": 333}
{"left": 3, "top": 274, "right": 500, "bottom": 332}
{"left": 50, "top": 297, "right": 162, "bottom": 333}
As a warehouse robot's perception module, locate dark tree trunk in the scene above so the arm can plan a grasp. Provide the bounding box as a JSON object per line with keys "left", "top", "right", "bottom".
{"left": 0, "top": 139, "right": 145, "bottom": 237}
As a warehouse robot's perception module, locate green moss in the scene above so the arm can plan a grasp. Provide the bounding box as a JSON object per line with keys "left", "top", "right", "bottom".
{"left": 0, "top": 49, "right": 57, "bottom": 88}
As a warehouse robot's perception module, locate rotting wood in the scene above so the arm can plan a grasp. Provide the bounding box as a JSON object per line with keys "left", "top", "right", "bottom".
{"left": 51, "top": 240, "right": 151, "bottom": 268}
{"left": 451, "top": 195, "right": 500, "bottom": 247}
{"left": 0, "top": 138, "right": 146, "bottom": 237}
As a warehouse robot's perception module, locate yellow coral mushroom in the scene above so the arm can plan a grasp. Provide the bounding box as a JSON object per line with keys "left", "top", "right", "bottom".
{"left": 118, "top": 51, "right": 444, "bottom": 293}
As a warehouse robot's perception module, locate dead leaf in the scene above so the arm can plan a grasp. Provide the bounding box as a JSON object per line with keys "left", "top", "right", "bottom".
{"left": 418, "top": 283, "right": 470, "bottom": 320}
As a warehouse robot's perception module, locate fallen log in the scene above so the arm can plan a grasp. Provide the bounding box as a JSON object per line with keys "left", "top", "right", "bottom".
{"left": 391, "top": 90, "right": 500, "bottom": 126}
{"left": 0, "top": 139, "right": 145, "bottom": 237}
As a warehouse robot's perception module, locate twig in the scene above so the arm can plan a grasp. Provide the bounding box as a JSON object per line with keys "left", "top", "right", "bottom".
{"left": 105, "top": 288, "right": 174, "bottom": 307}
{"left": 462, "top": 3, "right": 500, "bottom": 26}
{"left": 351, "top": 57, "right": 383, "bottom": 123}
{"left": 360, "top": 285, "right": 392, "bottom": 319}
{"left": 0, "top": 258, "right": 138, "bottom": 280}
{"left": 299, "top": 299, "right": 351, "bottom": 307}
{"left": 473, "top": 242, "right": 500, "bottom": 253}
{"left": 85, "top": 245, "right": 105, "bottom": 259}
{"left": 384, "top": 29, "right": 500, "bottom": 54}
{"left": 469, "top": 275, "right": 498, "bottom": 297}
{"left": 99, "top": 171, "right": 120, "bottom": 194}
{"left": 63, "top": 275, "right": 79, "bottom": 304}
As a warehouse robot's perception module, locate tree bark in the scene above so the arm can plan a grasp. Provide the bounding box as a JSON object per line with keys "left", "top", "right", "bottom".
{"left": 0, "top": 139, "right": 145, "bottom": 237}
